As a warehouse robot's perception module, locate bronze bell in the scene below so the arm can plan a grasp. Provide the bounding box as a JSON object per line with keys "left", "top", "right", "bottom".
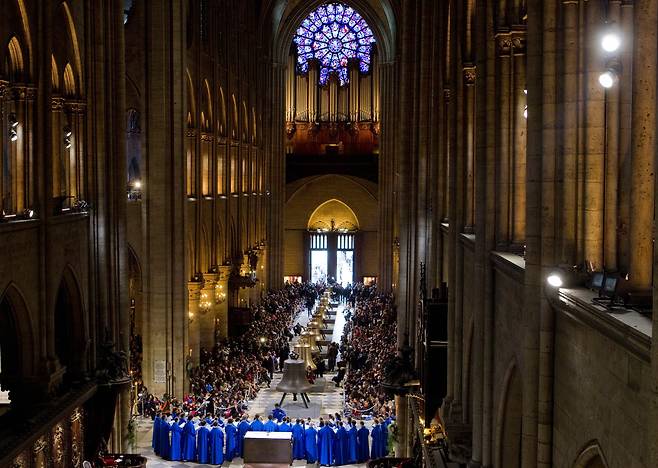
{"left": 276, "top": 359, "right": 313, "bottom": 408}
{"left": 301, "top": 330, "right": 317, "bottom": 350}
{"left": 293, "top": 342, "right": 316, "bottom": 371}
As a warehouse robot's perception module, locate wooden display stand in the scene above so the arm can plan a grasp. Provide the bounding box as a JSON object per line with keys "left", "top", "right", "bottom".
{"left": 243, "top": 432, "right": 292, "bottom": 467}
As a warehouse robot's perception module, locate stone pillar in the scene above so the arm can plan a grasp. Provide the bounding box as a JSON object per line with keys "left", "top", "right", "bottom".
{"left": 463, "top": 66, "right": 477, "bottom": 232}
{"left": 187, "top": 281, "right": 202, "bottom": 366}
{"left": 629, "top": 0, "right": 656, "bottom": 289}
{"left": 216, "top": 266, "right": 231, "bottom": 339}
{"left": 496, "top": 34, "right": 512, "bottom": 248}
{"left": 199, "top": 273, "right": 218, "bottom": 351}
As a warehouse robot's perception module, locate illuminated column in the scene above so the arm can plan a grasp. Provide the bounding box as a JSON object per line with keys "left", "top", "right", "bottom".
{"left": 496, "top": 34, "right": 512, "bottom": 248}
{"left": 463, "top": 66, "right": 476, "bottom": 232}
{"left": 629, "top": 0, "right": 657, "bottom": 289}
{"left": 199, "top": 273, "right": 218, "bottom": 351}
{"left": 216, "top": 265, "right": 231, "bottom": 338}
{"left": 187, "top": 281, "right": 202, "bottom": 365}
{"left": 511, "top": 33, "right": 527, "bottom": 247}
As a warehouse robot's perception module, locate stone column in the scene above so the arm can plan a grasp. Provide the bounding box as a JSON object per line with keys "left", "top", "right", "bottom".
{"left": 199, "top": 273, "right": 218, "bottom": 351}
{"left": 187, "top": 281, "right": 202, "bottom": 366}
{"left": 629, "top": 0, "right": 656, "bottom": 289}
{"left": 216, "top": 265, "right": 231, "bottom": 339}
{"left": 463, "top": 66, "right": 477, "bottom": 232}
{"left": 496, "top": 34, "right": 512, "bottom": 249}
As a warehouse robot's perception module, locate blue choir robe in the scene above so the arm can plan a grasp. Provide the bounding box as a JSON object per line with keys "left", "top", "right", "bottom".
{"left": 225, "top": 423, "right": 238, "bottom": 460}
{"left": 250, "top": 419, "right": 265, "bottom": 432}
{"left": 335, "top": 427, "right": 348, "bottom": 465}
{"left": 356, "top": 426, "right": 369, "bottom": 462}
{"left": 159, "top": 420, "right": 171, "bottom": 459}
{"left": 370, "top": 425, "right": 381, "bottom": 459}
{"left": 209, "top": 427, "right": 224, "bottom": 465}
{"left": 347, "top": 425, "right": 358, "bottom": 463}
{"left": 272, "top": 407, "right": 286, "bottom": 422}
{"left": 196, "top": 426, "right": 210, "bottom": 463}
{"left": 379, "top": 424, "right": 388, "bottom": 457}
{"left": 318, "top": 426, "right": 335, "bottom": 466}
{"left": 170, "top": 422, "right": 183, "bottom": 461}
{"left": 279, "top": 421, "right": 292, "bottom": 432}
{"left": 305, "top": 426, "right": 319, "bottom": 463}
{"left": 237, "top": 420, "right": 251, "bottom": 457}
{"left": 182, "top": 422, "right": 197, "bottom": 461}
{"left": 292, "top": 423, "right": 306, "bottom": 459}
{"left": 264, "top": 420, "right": 279, "bottom": 432}
{"left": 152, "top": 416, "right": 161, "bottom": 453}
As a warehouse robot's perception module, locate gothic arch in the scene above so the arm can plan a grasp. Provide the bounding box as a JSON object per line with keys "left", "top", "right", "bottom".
{"left": 5, "top": 36, "right": 24, "bottom": 81}
{"left": 186, "top": 69, "right": 196, "bottom": 128}
{"left": 495, "top": 358, "right": 524, "bottom": 468}
{"left": 51, "top": 54, "right": 59, "bottom": 91}
{"left": 231, "top": 94, "right": 238, "bottom": 139}
{"left": 218, "top": 86, "right": 227, "bottom": 136}
{"left": 0, "top": 283, "right": 35, "bottom": 382}
{"left": 54, "top": 265, "right": 88, "bottom": 378}
{"left": 63, "top": 62, "right": 76, "bottom": 96}
{"left": 60, "top": 1, "right": 83, "bottom": 91}
{"left": 202, "top": 79, "right": 212, "bottom": 131}
{"left": 573, "top": 441, "right": 609, "bottom": 468}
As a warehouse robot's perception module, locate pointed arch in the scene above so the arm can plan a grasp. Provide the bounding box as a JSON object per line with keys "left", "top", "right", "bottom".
{"left": 218, "top": 86, "right": 227, "bottom": 136}
{"left": 307, "top": 198, "right": 360, "bottom": 231}
{"left": 252, "top": 107, "right": 257, "bottom": 144}
{"left": 63, "top": 62, "right": 76, "bottom": 96}
{"left": 60, "top": 1, "right": 83, "bottom": 91}
{"left": 231, "top": 94, "right": 238, "bottom": 139}
{"left": 241, "top": 101, "right": 249, "bottom": 142}
{"left": 495, "top": 358, "right": 524, "bottom": 468}
{"left": 573, "top": 441, "right": 609, "bottom": 468}
{"left": 6, "top": 36, "right": 24, "bottom": 80}
{"left": 186, "top": 69, "right": 196, "bottom": 128}
{"left": 54, "top": 265, "right": 88, "bottom": 377}
{"left": 51, "top": 54, "right": 60, "bottom": 91}
{"left": 14, "top": 0, "right": 33, "bottom": 78}
{"left": 202, "top": 79, "right": 213, "bottom": 131}
{"left": 0, "top": 282, "right": 35, "bottom": 381}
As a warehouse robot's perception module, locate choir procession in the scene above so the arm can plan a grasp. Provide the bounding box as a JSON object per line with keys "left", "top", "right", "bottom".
{"left": 146, "top": 282, "right": 398, "bottom": 465}
{"left": 151, "top": 410, "right": 393, "bottom": 465}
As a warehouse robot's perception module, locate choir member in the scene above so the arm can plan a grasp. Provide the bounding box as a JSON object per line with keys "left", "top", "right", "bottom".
{"left": 347, "top": 420, "right": 358, "bottom": 464}
{"left": 237, "top": 415, "right": 251, "bottom": 457}
{"left": 250, "top": 414, "right": 265, "bottom": 431}
{"left": 196, "top": 420, "right": 210, "bottom": 463}
{"left": 357, "top": 421, "right": 369, "bottom": 463}
{"left": 318, "top": 421, "right": 334, "bottom": 466}
{"left": 379, "top": 418, "right": 389, "bottom": 457}
{"left": 152, "top": 413, "right": 161, "bottom": 455}
{"left": 272, "top": 403, "right": 286, "bottom": 422}
{"left": 182, "top": 416, "right": 197, "bottom": 461}
{"left": 264, "top": 414, "right": 279, "bottom": 432}
{"left": 292, "top": 419, "right": 306, "bottom": 460}
{"left": 305, "top": 422, "right": 319, "bottom": 463}
{"left": 158, "top": 414, "right": 171, "bottom": 460}
{"left": 209, "top": 421, "right": 224, "bottom": 465}
{"left": 279, "top": 417, "right": 292, "bottom": 432}
{"left": 224, "top": 418, "right": 238, "bottom": 460}
{"left": 335, "top": 421, "right": 348, "bottom": 465}
{"left": 169, "top": 419, "right": 183, "bottom": 461}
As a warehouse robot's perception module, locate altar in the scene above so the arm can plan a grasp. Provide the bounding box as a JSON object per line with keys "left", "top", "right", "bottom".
{"left": 243, "top": 431, "right": 293, "bottom": 466}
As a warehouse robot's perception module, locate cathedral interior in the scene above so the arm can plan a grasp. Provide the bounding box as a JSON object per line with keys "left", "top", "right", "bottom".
{"left": 1, "top": 0, "right": 658, "bottom": 467}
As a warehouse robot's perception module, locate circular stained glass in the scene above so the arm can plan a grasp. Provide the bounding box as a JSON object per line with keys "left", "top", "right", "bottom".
{"left": 293, "top": 3, "right": 375, "bottom": 86}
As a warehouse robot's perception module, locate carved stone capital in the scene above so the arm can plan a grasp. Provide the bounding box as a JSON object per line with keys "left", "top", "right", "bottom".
{"left": 203, "top": 272, "right": 219, "bottom": 287}
{"left": 66, "top": 100, "right": 87, "bottom": 114}
{"left": 496, "top": 33, "right": 513, "bottom": 56}
{"left": 201, "top": 132, "right": 213, "bottom": 142}
{"left": 218, "top": 265, "right": 232, "bottom": 281}
{"left": 463, "top": 66, "right": 476, "bottom": 85}
{"left": 188, "top": 281, "right": 203, "bottom": 300}
{"left": 51, "top": 97, "right": 65, "bottom": 111}
{"left": 443, "top": 88, "right": 452, "bottom": 102}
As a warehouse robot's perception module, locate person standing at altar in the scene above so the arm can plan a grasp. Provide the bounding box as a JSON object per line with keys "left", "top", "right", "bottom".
{"left": 279, "top": 417, "right": 292, "bottom": 432}
{"left": 292, "top": 419, "right": 306, "bottom": 460}
{"left": 182, "top": 416, "right": 197, "bottom": 461}
{"left": 347, "top": 420, "right": 358, "bottom": 464}
{"left": 356, "top": 421, "right": 369, "bottom": 463}
{"left": 250, "top": 414, "right": 265, "bottom": 431}
{"left": 318, "top": 421, "right": 334, "bottom": 466}
{"left": 209, "top": 420, "right": 224, "bottom": 465}
{"left": 272, "top": 403, "right": 286, "bottom": 422}
{"left": 169, "top": 418, "right": 183, "bottom": 461}
{"left": 196, "top": 420, "right": 210, "bottom": 463}
{"left": 237, "top": 415, "right": 251, "bottom": 457}
{"left": 224, "top": 418, "right": 238, "bottom": 460}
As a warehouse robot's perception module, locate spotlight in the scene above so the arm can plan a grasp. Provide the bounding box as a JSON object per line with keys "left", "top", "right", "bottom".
{"left": 546, "top": 274, "right": 563, "bottom": 288}
{"left": 63, "top": 126, "right": 72, "bottom": 149}
{"left": 10, "top": 131, "right": 18, "bottom": 142}
{"left": 601, "top": 32, "right": 621, "bottom": 53}
{"left": 524, "top": 105, "right": 528, "bottom": 120}
{"left": 259, "top": 337, "right": 266, "bottom": 343}
{"left": 134, "top": 180, "right": 142, "bottom": 189}
{"left": 9, "top": 114, "right": 18, "bottom": 142}
{"left": 598, "top": 70, "right": 617, "bottom": 89}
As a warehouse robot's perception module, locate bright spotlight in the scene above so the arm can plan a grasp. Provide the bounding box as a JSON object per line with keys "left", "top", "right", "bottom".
{"left": 547, "top": 274, "right": 563, "bottom": 288}
{"left": 259, "top": 337, "right": 266, "bottom": 343}
{"left": 601, "top": 33, "right": 621, "bottom": 53}
{"left": 598, "top": 70, "right": 616, "bottom": 89}
{"left": 134, "top": 180, "right": 142, "bottom": 189}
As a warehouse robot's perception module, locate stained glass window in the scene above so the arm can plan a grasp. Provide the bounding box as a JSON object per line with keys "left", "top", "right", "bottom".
{"left": 294, "top": 3, "right": 375, "bottom": 86}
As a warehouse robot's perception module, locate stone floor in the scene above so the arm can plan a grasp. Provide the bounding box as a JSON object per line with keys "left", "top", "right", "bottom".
{"left": 135, "top": 303, "right": 368, "bottom": 467}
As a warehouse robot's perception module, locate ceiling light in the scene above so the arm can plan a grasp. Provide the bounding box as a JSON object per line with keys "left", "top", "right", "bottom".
{"left": 547, "top": 274, "right": 563, "bottom": 288}
{"left": 601, "top": 32, "right": 621, "bottom": 53}
{"left": 598, "top": 70, "right": 617, "bottom": 89}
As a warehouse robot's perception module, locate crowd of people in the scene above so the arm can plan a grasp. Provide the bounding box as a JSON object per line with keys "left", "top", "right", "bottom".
{"left": 341, "top": 284, "right": 398, "bottom": 418}
{"left": 137, "top": 282, "right": 321, "bottom": 419}
{"left": 151, "top": 403, "right": 395, "bottom": 465}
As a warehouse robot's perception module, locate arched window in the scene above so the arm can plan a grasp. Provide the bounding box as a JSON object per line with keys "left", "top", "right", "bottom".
{"left": 294, "top": 3, "right": 375, "bottom": 86}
